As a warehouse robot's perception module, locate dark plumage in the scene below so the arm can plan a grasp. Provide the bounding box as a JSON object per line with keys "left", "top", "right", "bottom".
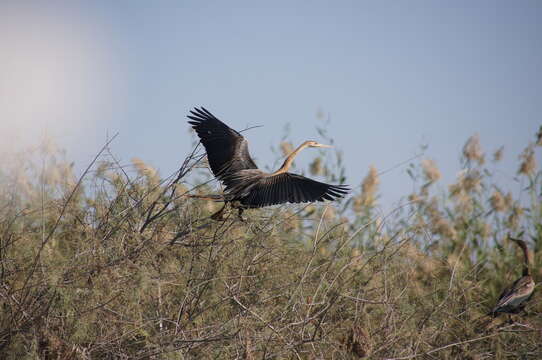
{"left": 489, "top": 236, "right": 535, "bottom": 317}
{"left": 490, "top": 276, "right": 534, "bottom": 316}
{"left": 188, "top": 107, "right": 349, "bottom": 219}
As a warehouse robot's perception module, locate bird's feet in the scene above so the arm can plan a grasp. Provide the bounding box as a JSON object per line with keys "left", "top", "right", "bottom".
{"left": 210, "top": 204, "right": 226, "bottom": 221}
{"left": 237, "top": 208, "right": 246, "bottom": 222}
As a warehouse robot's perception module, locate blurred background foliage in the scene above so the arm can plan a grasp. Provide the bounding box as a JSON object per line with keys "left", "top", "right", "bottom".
{"left": 0, "top": 125, "right": 540, "bottom": 359}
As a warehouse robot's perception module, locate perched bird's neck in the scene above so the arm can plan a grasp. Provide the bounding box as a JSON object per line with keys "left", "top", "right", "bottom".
{"left": 273, "top": 142, "right": 310, "bottom": 175}
{"left": 519, "top": 242, "right": 531, "bottom": 276}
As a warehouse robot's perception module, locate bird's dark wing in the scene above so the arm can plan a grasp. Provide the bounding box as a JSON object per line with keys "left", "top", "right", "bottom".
{"left": 491, "top": 275, "right": 535, "bottom": 315}
{"left": 188, "top": 107, "right": 258, "bottom": 180}
{"left": 240, "top": 172, "right": 349, "bottom": 208}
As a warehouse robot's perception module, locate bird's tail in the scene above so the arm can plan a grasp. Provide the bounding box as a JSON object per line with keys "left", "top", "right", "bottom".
{"left": 183, "top": 194, "right": 225, "bottom": 202}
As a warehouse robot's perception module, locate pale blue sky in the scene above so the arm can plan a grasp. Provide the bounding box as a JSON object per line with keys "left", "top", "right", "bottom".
{"left": 1, "top": 1, "right": 540, "bottom": 208}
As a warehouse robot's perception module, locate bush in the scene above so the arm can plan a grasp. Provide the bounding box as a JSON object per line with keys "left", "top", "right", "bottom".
{"left": 0, "top": 130, "right": 540, "bottom": 359}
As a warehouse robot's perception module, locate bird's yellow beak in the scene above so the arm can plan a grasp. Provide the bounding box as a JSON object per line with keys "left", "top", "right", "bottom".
{"left": 314, "top": 143, "right": 332, "bottom": 148}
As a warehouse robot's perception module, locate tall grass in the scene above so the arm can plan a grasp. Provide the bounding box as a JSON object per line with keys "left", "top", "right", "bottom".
{"left": 0, "top": 129, "right": 540, "bottom": 359}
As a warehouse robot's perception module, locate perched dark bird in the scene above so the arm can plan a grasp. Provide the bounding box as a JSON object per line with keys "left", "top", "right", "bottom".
{"left": 187, "top": 107, "right": 349, "bottom": 220}
{"left": 489, "top": 235, "right": 535, "bottom": 317}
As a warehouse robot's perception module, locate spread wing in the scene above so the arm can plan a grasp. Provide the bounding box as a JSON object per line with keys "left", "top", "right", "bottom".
{"left": 240, "top": 172, "right": 349, "bottom": 208}
{"left": 188, "top": 107, "right": 258, "bottom": 181}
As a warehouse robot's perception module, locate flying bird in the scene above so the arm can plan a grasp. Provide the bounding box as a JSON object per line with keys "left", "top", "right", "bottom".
{"left": 188, "top": 107, "right": 349, "bottom": 220}
{"left": 489, "top": 235, "right": 535, "bottom": 317}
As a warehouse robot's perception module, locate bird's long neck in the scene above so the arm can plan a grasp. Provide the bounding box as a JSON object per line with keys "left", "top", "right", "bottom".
{"left": 272, "top": 142, "right": 310, "bottom": 175}
{"left": 520, "top": 244, "right": 530, "bottom": 276}
{"left": 513, "top": 238, "right": 531, "bottom": 276}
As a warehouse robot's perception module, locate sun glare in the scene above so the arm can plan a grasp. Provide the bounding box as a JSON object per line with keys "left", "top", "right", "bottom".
{"left": 0, "top": 4, "right": 116, "bottom": 156}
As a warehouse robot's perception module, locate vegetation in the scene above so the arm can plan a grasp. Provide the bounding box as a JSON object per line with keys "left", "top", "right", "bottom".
{"left": 0, "top": 127, "right": 540, "bottom": 359}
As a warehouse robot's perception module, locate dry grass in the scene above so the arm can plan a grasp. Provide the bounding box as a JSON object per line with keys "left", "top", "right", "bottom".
{"left": 0, "top": 131, "right": 540, "bottom": 359}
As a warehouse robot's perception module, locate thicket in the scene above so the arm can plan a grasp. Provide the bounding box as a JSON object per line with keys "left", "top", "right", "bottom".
{"left": 0, "top": 127, "right": 540, "bottom": 359}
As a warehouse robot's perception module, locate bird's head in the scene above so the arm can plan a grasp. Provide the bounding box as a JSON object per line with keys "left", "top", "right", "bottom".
{"left": 305, "top": 140, "right": 332, "bottom": 148}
